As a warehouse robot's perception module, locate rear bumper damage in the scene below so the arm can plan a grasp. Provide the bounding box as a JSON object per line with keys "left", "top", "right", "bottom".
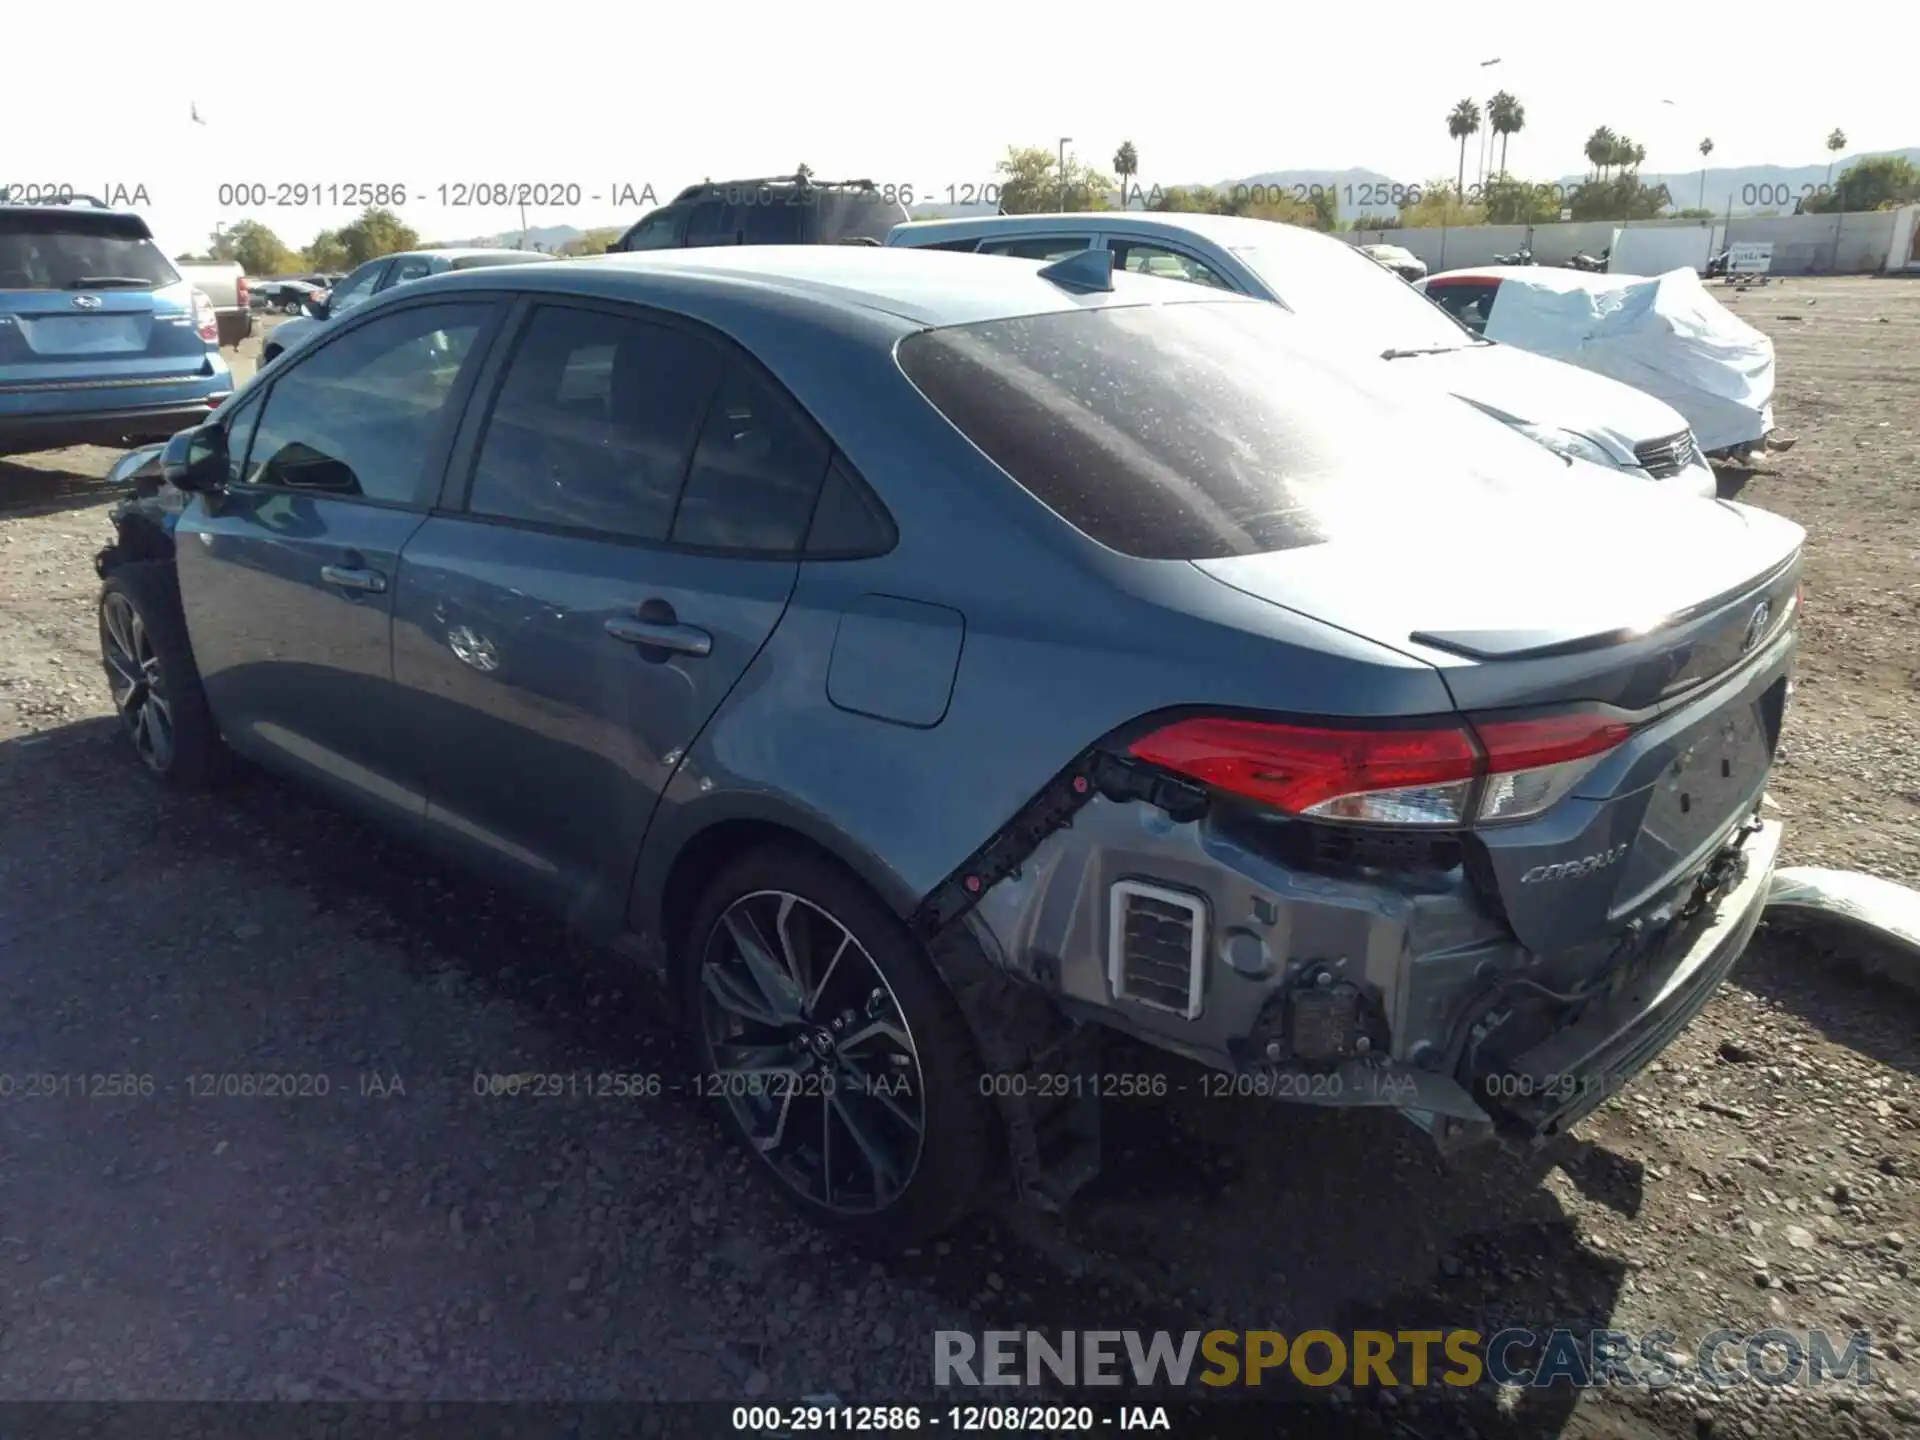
{"left": 918, "top": 745, "right": 1782, "bottom": 1200}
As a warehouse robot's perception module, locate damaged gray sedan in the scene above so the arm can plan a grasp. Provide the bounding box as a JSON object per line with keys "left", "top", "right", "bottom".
{"left": 92, "top": 245, "right": 1801, "bottom": 1247}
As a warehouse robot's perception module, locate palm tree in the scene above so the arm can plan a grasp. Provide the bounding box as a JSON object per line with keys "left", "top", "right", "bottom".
{"left": 1825, "top": 128, "right": 1847, "bottom": 190}
{"left": 796, "top": 162, "right": 813, "bottom": 181}
{"left": 1113, "top": 141, "right": 1139, "bottom": 206}
{"left": 1697, "top": 137, "right": 1713, "bottom": 209}
{"left": 1584, "top": 126, "right": 1618, "bottom": 180}
{"left": 1448, "top": 99, "right": 1481, "bottom": 194}
{"left": 1488, "top": 92, "right": 1525, "bottom": 175}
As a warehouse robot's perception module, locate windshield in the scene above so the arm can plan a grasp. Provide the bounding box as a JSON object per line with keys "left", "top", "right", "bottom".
{"left": 0, "top": 213, "right": 179, "bottom": 290}
{"left": 898, "top": 300, "right": 1566, "bottom": 561}
{"left": 1230, "top": 238, "right": 1476, "bottom": 353}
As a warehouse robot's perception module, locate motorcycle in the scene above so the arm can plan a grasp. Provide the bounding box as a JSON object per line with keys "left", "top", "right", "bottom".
{"left": 1492, "top": 247, "right": 1534, "bottom": 266}
{"left": 1567, "top": 248, "right": 1609, "bottom": 272}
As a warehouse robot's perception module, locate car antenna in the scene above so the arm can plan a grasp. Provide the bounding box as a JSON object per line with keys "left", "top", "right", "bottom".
{"left": 1036, "top": 247, "right": 1114, "bottom": 293}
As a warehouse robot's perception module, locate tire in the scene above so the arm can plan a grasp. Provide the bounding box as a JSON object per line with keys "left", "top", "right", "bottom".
{"left": 680, "top": 842, "right": 993, "bottom": 1248}
{"left": 282, "top": 299, "right": 302, "bottom": 315}
{"left": 98, "top": 561, "right": 231, "bottom": 788}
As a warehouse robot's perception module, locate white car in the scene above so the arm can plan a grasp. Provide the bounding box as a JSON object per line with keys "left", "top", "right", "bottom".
{"left": 887, "top": 212, "right": 1718, "bottom": 499}
{"left": 1420, "top": 265, "right": 1777, "bottom": 460}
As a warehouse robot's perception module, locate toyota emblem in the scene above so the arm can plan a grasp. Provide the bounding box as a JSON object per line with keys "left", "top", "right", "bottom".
{"left": 1741, "top": 600, "right": 1772, "bottom": 653}
{"left": 71, "top": 294, "right": 103, "bottom": 310}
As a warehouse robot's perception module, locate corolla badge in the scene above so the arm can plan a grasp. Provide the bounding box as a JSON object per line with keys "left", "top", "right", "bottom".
{"left": 72, "top": 294, "right": 103, "bottom": 310}
{"left": 1741, "top": 600, "right": 1772, "bottom": 654}
{"left": 1520, "top": 844, "right": 1629, "bottom": 884}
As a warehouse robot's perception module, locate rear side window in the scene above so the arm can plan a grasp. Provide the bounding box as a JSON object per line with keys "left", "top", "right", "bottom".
{"left": 738, "top": 196, "right": 806, "bottom": 244}
{"left": 466, "top": 305, "right": 722, "bottom": 540}
{"left": 669, "top": 361, "right": 831, "bottom": 553}
{"left": 897, "top": 302, "right": 1564, "bottom": 560}
{"left": 0, "top": 212, "right": 177, "bottom": 290}
{"left": 977, "top": 235, "right": 1093, "bottom": 260}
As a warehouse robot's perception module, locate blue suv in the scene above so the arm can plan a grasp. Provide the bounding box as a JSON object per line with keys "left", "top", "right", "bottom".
{"left": 0, "top": 194, "right": 233, "bottom": 457}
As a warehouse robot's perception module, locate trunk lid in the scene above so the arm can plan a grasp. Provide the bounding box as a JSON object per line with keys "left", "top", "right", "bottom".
{"left": 1194, "top": 483, "right": 1804, "bottom": 955}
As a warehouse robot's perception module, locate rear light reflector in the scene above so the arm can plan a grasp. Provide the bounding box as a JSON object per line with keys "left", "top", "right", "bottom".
{"left": 236, "top": 275, "right": 250, "bottom": 308}
{"left": 1128, "top": 711, "right": 1634, "bottom": 830}
{"left": 191, "top": 288, "right": 219, "bottom": 343}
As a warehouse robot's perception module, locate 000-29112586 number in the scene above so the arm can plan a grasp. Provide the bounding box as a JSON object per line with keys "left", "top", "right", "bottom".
{"left": 0, "top": 1073, "right": 155, "bottom": 1099}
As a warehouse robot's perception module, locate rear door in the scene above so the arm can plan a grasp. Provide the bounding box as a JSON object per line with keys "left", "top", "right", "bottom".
{"left": 390, "top": 299, "right": 833, "bottom": 924}
{"left": 0, "top": 209, "right": 214, "bottom": 420}
{"left": 176, "top": 297, "right": 504, "bottom": 828}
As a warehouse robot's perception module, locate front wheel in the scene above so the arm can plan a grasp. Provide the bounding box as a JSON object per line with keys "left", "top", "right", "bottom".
{"left": 98, "top": 562, "right": 230, "bottom": 787}
{"left": 680, "top": 843, "right": 993, "bottom": 1248}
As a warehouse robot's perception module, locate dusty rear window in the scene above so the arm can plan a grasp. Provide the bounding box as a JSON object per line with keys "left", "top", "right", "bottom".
{"left": 0, "top": 212, "right": 178, "bottom": 291}
{"left": 896, "top": 300, "right": 1558, "bottom": 560}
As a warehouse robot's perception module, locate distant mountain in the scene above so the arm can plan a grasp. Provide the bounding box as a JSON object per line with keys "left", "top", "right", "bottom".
{"left": 1555, "top": 148, "right": 1920, "bottom": 215}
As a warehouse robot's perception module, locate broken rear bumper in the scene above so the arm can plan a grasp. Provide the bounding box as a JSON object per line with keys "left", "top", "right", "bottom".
{"left": 1466, "top": 817, "right": 1781, "bottom": 1143}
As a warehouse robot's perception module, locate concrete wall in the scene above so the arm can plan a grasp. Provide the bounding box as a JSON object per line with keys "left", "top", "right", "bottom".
{"left": 1350, "top": 209, "right": 1907, "bottom": 275}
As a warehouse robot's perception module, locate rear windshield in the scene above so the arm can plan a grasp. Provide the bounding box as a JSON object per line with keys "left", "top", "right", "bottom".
{"left": 896, "top": 300, "right": 1565, "bottom": 560}
{"left": 0, "top": 212, "right": 178, "bottom": 291}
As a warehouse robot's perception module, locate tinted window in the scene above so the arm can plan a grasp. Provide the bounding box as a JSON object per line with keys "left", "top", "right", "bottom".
{"left": 327, "top": 260, "right": 386, "bottom": 316}
{"left": 805, "top": 455, "right": 896, "bottom": 557}
{"left": 823, "top": 193, "right": 911, "bottom": 243}
{"left": 684, "top": 200, "right": 731, "bottom": 247}
{"left": 221, "top": 390, "right": 265, "bottom": 486}
{"left": 1109, "top": 241, "right": 1233, "bottom": 290}
{"left": 978, "top": 235, "right": 1093, "bottom": 260}
{"left": 914, "top": 238, "right": 982, "bottom": 253}
{"left": 738, "top": 195, "right": 806, "bottom": 244}
{"left": 896, "top": 302, "right": 1567, "bottom": 560}
{"left": 0, "top": 212, "right": 176, "bottom": 290}
{"left": 243, "top": 303, "right": 489, "bottom": 502}
{"left": 388, "top": 256, "right": 434, "bottom": 285}
{"left": 669, "top": 361, "right": 830, "bottom": 553}
{"left": 1424, "top": 281, "right": 1500, "bottom": 334}
{"left": 620, "top": 209, "right": 685, "bottom": 251}
{"left": 466, "top": 305, "right": 721, "bottom": 540}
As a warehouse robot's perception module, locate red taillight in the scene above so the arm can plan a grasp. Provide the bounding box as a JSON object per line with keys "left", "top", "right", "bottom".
{"left": 191, "top": 288, "right": 218, "bottom": 343}
{"left": 1128, "top": 711, "right": 1633, "bottom": 829}
{"left": 236, "top": 275, "right": 250, "bottom": 306}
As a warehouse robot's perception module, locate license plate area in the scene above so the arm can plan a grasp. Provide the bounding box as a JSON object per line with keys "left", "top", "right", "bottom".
{"left": 1612, "top": 697, "right": 1770, "bottom": 915}
{"left": 25, "top": 315, "right": 146, "bottom": 355}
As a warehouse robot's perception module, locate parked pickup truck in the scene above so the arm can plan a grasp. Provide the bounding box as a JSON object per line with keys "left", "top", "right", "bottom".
{"left": 173, "top": 261, "right": 252, "bottom": 349}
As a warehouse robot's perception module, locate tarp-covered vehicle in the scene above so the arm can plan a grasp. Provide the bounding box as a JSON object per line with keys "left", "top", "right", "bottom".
{"left": 1420, "top": 265, "right": 1778, "bottom": 459}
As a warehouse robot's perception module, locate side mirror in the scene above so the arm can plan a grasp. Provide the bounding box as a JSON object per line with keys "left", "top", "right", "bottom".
{"left": 305, "top": 294, "right": 331, "bottom": 320}
{"left": 107, "top": 443, "right": 167, "bottom": 489}
{"left": 162, "top": 423, "right": 229, "bottom": 493}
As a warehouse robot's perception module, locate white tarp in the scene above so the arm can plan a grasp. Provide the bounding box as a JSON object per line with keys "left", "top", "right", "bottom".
{"left": 1480, "top": 267, "right": 1776, "bottom": 453}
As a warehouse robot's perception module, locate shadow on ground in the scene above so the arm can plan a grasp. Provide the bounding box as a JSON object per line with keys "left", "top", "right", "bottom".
{"left": 0, "top": 456, "right": 125, "bottom": 517}
{"left": 0, "top": 717, "right": 1644, "bottom": 1436}
{"left": 1737, "top": 924, "right": 1920, "bottom": 1078}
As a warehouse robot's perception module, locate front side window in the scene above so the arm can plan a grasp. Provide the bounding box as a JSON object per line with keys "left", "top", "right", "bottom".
{"left": 387, "top": 256, "right": 434, "bottom": 286}
{"left": 327, "top": 261, "right": 387, "bottom": 316}
{"left": 897, "top": 301, "right": 1566, "bottom": 560}
{"left": 465, "top": 305, "right": 722, "bottom": 540}
{"left": 242, "top": 302, "right": 491, "bottom": 502}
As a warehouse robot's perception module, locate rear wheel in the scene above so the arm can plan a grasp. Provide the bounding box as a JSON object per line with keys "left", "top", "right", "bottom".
{"left": 98, "top": 562, "right": 229, "bottom": 788}
{"left": 680, "top": 843, "right": 992, "bottom": 1248}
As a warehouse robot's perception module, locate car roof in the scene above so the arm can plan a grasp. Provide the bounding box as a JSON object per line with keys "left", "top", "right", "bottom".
{"left": 384, "top": 247, "right": 546, "bottom": 264}
{"left": 411, "top": 243, "right": 1251, "bottom": 329}
{"left": 0, "top": 202, "right": 152, "bottom": 232}
{"left": 888, "top": 209, "right": 1326, "bottom": 251}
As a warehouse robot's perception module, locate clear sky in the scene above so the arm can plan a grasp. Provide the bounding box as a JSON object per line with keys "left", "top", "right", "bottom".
{"left": 8, "top": 1, "right": 1910, "bottom": 257}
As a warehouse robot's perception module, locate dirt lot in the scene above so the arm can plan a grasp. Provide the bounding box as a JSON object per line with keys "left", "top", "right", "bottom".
{"left": 0, "top": 285, "right": 1915, "bottom": 1438}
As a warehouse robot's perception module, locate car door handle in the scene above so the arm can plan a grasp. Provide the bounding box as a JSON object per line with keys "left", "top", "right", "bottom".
{"left": 604, "top": 615, "right": 712, "bottom": 657}
{"left": 321, "top": 564, "right": 387, "bottom": 594}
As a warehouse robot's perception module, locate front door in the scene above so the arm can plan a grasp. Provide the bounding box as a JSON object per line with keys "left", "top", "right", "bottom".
{"left": 391, "top": 300, "right": 833, "bottom": 928}
{"left": 176, "top": 298, "right": 501, "bottom": 826}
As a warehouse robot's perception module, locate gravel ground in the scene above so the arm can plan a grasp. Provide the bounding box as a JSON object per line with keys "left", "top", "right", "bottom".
{"left": 1, "top": 288, "right": 1916, "bottom": 1438}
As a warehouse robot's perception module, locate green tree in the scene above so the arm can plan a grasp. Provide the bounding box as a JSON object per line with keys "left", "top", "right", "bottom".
{"left": 994, "top": 145, "right": 1113, "bottom": 213}
{"left": 1697, "top": 137, "right": 1714, "bottom": 211}
{"left": 1112, "top": 141, "right": 1139, "bottom": 205}
{"left": 1584, "top": 126, "right": 1618, "bottom": 180}
{"left": 227, "top": 219, "right": 296, "bottom": 276}
{"left": 336, "top": 207, "right": 420, "bottom": 266}
{"left": 1447, "top": 99, "right": 1480, "bottom": 193}
{"left": 1148, "top": 184, "right": 1225, "bottom": 214}
{"left": 1802, "top": 155, "right": 1920, "bottom": 213}
{"left": 1488, "top": 91, "right": 1525, "bottom": 175}
{"left": 559, "top": 227, "right": 625, "bottom": 256}
{"left": 1568, "top": 174, "right": 1670, "bottom": 222}
{"left": 1481, "top": 176, "right": 1561, "bottom": 225}
{"left": 1399, "top": 180, "right": 1486, "bottom": 229}
{"left": 1824, "top": 128, "right": 1847, "bottom": 190}
{"left": 796, "top": 162, "right": 813, "bottom": 181}
{"left": 302, "top": 229, "right": 350, "bottom": 271}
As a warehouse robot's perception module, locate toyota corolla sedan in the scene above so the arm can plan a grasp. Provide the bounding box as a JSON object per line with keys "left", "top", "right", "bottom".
{"left": 94, "top": 245, "right": 1800, "bottom": 1247}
